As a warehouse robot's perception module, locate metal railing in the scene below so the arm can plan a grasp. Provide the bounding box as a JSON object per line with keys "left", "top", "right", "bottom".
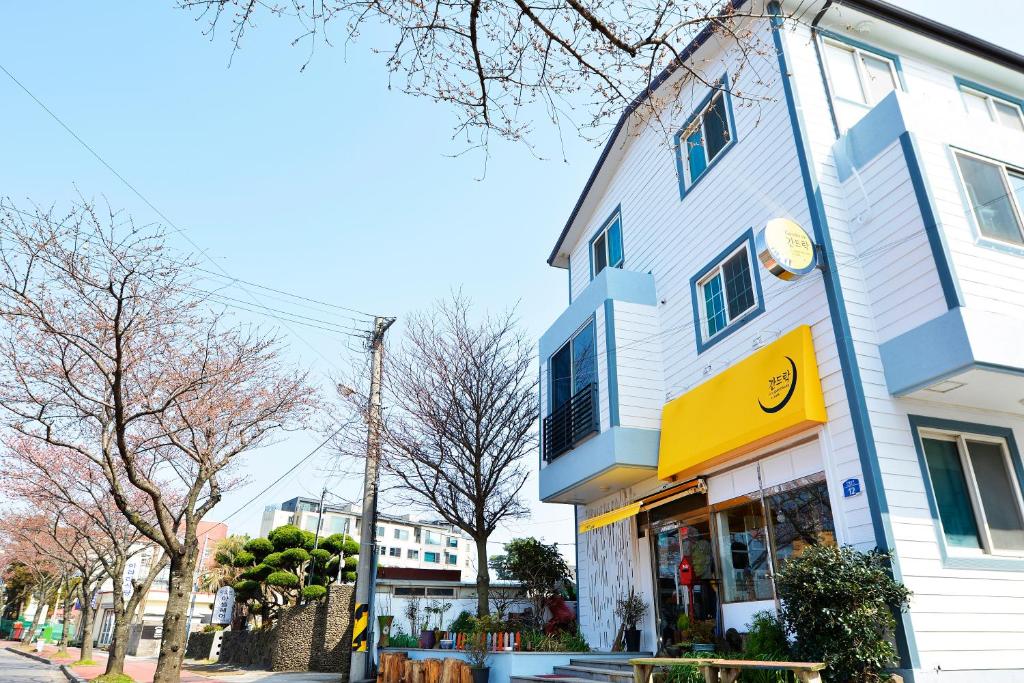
{"left": 543, "top": 383, "right": 598, "bottom": 462}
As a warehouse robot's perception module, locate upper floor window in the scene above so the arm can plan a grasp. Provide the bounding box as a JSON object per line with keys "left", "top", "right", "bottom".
{"left": 445, "top": 553, "right": 458, "bottom": 565}
{"left": 954, "top": 150, "right": 1024, "bottom": 246}
{"left": 919, "top": 430, "right": 1024, "bottom": 554}
{"left": 424, "top": 551, "right": 441, "bottom": 563}
{"left": 959, "top": 84, "right": 1024, "bottom": 132}
{"left": 407, "top": 549, "right": 419, "bottom": 560}
{"left": 822, "top": 38, "right": 898, "bottom": 107}
{"left": 394, "top": 528, "right": 409, "bottom": 541}
{"left": 696, "top": 242, "right": 758, "bottom": 341}
{"left": 424, "top": 530, "right": 443, "bottom": 545}
{"left": 590, "top": 209, "right": 623, "bottom": 278}
{"left": 446, "top": 536, "right": 458, "bottom": 548}
{"left": 376, "top": 525, "right": 385, "bottom": 538}
{"left": 388, "top": 547, "right": 401, "bottom": 557}
{"left": 676, "top": 86, "right": 734, "bottom": 192}
{"left": 549, "top": 319, "right": 597, "bottom": 410}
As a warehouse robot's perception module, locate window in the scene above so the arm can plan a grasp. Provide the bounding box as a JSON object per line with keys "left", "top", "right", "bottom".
{"left": 676, "top": 87, "right": 733, "bottom": 190}
{"left": 822, "top": 39, "right": 898, "bottom": 106}
{"left": 716, "top": 500, "right": 773, "bottom": 603}
{"left": 446, "top": 537, "right": 459, "bottom": 548}
{"left": 424, "top": 551, "right": 440, "bottom": 563}
{"left": 376, "top": 525, "right": 385, "bottom": 539}
{"left": 590, "top": 209, "right": 624, "bottom": 278}
{"left": 389, "top": 547, "right": 401, "bottom": 557}
{"left": 549, "top": 320, "right": 597, "bottom": 410}
{"left": 426, "top": 588, "right": 455, "bottom": 597}
{"left": 696, "top": 242, "right": 758, "bottom": 342}
{"left": 920, "top": 431, "right": 1024, "bottom": 554}
{"left": 765, "top": 478, "right": 837, "bottom": 567}
{"left": 395, "top": 587, "right": 426, "bottom": 596}
{"left": 407, "top": 549, "right": 419, "bottom": 560}
{"left": 378, "top": 546, "right": 387, "bottom": 556}
{"left": 445, "top": 553, "right": 458, "bottom": 565}
{"left": 424, "top": 531, "right": 442, "bottom": 545}
{"left": 959, "top": 84, "right": 1024, "bottom": 132}
{"left": 394, "top": 528, "right": 409, "bottom": 541}
{"left": 954, "top": 151, "right": 1024, "bottom": 245}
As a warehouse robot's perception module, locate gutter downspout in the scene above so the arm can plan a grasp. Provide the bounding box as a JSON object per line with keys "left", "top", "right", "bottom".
{"left": 809, "top": 1, "right": 841, "bottom": 140}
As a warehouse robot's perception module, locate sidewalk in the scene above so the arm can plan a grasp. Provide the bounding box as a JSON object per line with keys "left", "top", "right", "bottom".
{"left": 1, "top": 640, "right": 216, "bottom": 682}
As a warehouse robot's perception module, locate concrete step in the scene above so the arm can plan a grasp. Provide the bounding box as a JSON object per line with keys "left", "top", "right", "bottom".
{"left": 511, "top": 677, "right": 600, "bottom": 683}
{"left": 552, "top": 665, "right": 635, "bottom": 682}
{"left": 567, "top": 659, "right": 637, "bottom": 673}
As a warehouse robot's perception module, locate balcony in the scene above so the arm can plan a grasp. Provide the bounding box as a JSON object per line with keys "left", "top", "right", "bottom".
{"left": 538, "top": 267, "right": 664, "bottom": 504}
{"left": 543, "top": 383, "right": 599, "bottom": 462}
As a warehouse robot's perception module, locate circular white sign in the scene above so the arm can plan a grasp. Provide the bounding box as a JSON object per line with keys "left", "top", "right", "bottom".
{"left": 756, "top": 218, "right": 817, "bottom": 281}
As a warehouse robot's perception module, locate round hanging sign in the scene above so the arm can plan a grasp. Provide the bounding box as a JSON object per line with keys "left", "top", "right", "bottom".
{"left": 756, "top": 218, "right": 817, "bottom": 281}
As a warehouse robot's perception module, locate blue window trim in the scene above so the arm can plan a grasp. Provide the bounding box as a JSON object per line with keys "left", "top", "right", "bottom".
{"left": 908, "top": 415, "right": 1024, "bottom": 572}
{"left": 817, "top": 29, "right": 907, "bottom": 109}
{"left": 546, "top": 316, "right": 598, "bottom": 416}
{"left": 947, "top": 145, "right": 1024, "bottom": 257}
{"left": 953, "top": 76, "right": 1024, "bottom": 117}
{"left": 588, "top": 205, "right": 625, "bottom": 280}
{"left": 688, "top": 228, "right": 765, "bottom": 354}
{"left": 603, "top": 299, "right": 619, "bottom": 428}
{"left": 673, "top": 73, "right": 738, "bottom": 199}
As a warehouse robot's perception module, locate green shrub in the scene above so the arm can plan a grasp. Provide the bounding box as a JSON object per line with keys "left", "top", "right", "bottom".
{"left": 449, "top": 610, "right": 475, "bottom": 634}
{"left": 262, "top": 552, "right": 284, "bottom": 568}
{"left": 310, "top": 548, "right": 332, "bottom": 565}
{"left": 302, "top": 585, "right": 328, "bottom": 601}
{"left": 266, "top": 571, "right": 300, "bottom": 588}
{"left": 344, "top": 556, "right": 358, "bottom": 570}
{"left": 239, "top": 563, "right": 274, "bottom": 581}
{"left": 745, "top": 611, "right": 789, "bottom": 660}
{"left": 231, "top": 550, "right": 255, "bottom": 567}
{"left": 343, "top": 570, "right": 357, "bottom": 582}
{"left": 243, "top": 537, "right": 274, "bottom": 559}
{"left": 233, "top": 579, "right": 260, "bottom": 597}
{"left": 280, "top": 547, "right": 310, "bottom": 567}
{"left": 300, "top": 530, "right": 318, "bottom": 550}
{"left": 556, "top": 627, "right": 589, "bottom": 652}
{"left": 268, "top": 524, "right": 303, "bottom": 550}
{"left": 389, "top": 629, "right": 419, "bottom": 648}
{"left": 776, "top": 545, "right": 910, "bottom": 683}
{"left": 202, "top": 624, "right": 225, "bottom": 633}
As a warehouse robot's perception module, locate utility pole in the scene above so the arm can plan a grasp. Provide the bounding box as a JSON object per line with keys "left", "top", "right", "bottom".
{"left": 350, "top": 315, "right": 395, "bottom": 682}
{"left": 305, "top": 485, "right": 328, "bottom": 591}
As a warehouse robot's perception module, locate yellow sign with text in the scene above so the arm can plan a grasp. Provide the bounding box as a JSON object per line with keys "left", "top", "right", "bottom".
{"left": 657, "top": 325, "right": 827, "bottom": 481}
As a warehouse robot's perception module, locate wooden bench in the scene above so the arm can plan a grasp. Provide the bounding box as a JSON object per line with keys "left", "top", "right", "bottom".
{"left": 630, "top": 657, "right": 825, "bottom": 683}
{"left": 699, "top": 659, "right": 826, "bottom": 683}
{"left": 629, "top": 657, "right": 718, "bottom": 683}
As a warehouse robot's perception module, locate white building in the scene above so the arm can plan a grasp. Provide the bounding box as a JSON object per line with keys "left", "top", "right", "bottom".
{"left": 260, "top": 497, "right": 476, "bottom": 581}
{"left": 535, "top": 1, "right": 1024, "bottom": 681}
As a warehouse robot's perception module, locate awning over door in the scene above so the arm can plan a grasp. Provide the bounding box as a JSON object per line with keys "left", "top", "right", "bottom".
{"left": 577, "top": 479, "right": 707, "bottom": 533}
{"left": 658, "top": 325, "right": 827, "bottom": 482}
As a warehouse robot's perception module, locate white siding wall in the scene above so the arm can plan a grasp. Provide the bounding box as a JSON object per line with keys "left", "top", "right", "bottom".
{"left": 613, "top": 301, "right": 664, "bottom": 430}
{"left": 840, "top": 141, "right": 947, "bottom": 343}
{"left": 790, "top": 18, "right": 1024, "bottom": 677}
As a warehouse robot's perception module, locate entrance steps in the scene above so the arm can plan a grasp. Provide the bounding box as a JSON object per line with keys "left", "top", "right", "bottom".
{"left": 511, "top": 656, "right": 642, "bottom": 683}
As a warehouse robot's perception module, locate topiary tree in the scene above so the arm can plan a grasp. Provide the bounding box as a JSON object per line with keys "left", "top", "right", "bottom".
{"left": 214, "top": 524, "right": 360, "bottom": 628}
{"left": 490, "top": 537, "right": 571, "bottom": 629}
{"left": 775, "top": 545, "right": 911, "bottom": 683}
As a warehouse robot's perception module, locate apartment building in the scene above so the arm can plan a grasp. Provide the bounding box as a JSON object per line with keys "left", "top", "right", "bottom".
{"left": 260, "top": 497, "right": 475, "bottom": 580}
{"left": 536, "top": 1, "right": 1024, "bottom": 681}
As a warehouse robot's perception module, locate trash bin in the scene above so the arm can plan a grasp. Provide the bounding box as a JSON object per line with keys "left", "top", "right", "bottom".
{"left": 12, "top": 622, "right": 24, "bottom": 640}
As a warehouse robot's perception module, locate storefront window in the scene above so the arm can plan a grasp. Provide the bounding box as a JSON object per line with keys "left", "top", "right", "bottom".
{"left": 766, "top": 476, "right": 836, "bottom": 566}
{"left": 716, "top": 500, "right": 773, "bottom": 603}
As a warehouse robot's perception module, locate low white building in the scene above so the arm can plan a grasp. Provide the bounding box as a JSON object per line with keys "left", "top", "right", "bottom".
{"left": 260, "top": 497, "right": 476, "bottom": 581}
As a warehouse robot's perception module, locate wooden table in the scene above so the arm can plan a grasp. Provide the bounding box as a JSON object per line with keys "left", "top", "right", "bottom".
{"left": 630, "top": 656, "right": 826, "bottom": 683}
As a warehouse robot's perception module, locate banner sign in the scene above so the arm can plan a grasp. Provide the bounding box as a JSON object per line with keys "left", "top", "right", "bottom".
{"left": 212, "top": 586, "right": 235, "bottom": 625}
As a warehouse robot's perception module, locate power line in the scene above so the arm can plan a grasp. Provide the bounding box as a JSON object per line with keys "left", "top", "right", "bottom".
{"left": 0, "top": 62, "right": 372, "bottom": 373}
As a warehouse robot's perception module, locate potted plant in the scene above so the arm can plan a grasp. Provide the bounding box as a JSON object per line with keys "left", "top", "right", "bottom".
{"left": 614, "top": 589, "right": 648, "bottom": 652}
{"left": 677, "top": 615, "right": 716, "bottom": 652}
{"left": 420, "top": 612, "right": 436, "bottom": 649}
{"left": 378, "top": 614, "right": 394, "bottom": 647}
{"left": 465, "top": 627, "right": 491, "bottom": 683}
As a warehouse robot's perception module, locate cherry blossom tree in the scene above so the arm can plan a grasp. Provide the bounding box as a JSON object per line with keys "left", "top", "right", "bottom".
{"left": 0, "top": 438, "right": 167, "bottom": 675}
{"left": 0, "top": 200, "right": 316, "bottom": 682}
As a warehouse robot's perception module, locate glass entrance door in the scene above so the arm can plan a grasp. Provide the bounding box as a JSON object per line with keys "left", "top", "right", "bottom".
{"left": 652, "top": 516, "right": 719, "bottom": 651}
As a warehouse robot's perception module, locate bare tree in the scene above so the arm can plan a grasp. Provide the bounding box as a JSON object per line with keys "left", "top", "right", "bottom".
{"left": 178, "top": 0, "right": 802, "bottom": 149}
{"left": 1, "top": 438, "right": 168, "bottom": 676}
{"left": 0, "top": 200, "right": 315, "bottom": 683}
{"left": 339, "top": 295, "right": 536, "bottom": 616}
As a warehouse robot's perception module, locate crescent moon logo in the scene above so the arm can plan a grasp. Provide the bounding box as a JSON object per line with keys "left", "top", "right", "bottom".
{"left": 758, "top": 356, "right": 798, "bottom": 414}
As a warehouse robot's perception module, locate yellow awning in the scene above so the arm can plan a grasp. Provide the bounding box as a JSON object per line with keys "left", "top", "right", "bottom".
{"left": 577, "top": 479, "right": 707, "bottom": 533}
{"left": 658, "top": 325, "right": 827, "bottom": 482}
{"left": 578, "top": 502, "right": 641, "bottom": 533}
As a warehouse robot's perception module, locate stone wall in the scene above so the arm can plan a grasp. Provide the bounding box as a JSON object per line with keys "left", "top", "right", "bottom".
{"left": 185, "top": 631, "right": 216, "bottom": 660}
{"left": 195, "top": 584, "right": 354, "bottom": 675}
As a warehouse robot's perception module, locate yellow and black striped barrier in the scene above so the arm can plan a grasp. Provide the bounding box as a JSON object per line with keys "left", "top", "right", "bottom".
{"left": 352, "top": 603, "right": 369, "bottom": 651}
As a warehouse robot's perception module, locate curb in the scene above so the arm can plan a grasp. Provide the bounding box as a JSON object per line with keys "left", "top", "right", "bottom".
{"left": 5, "top": 645, "right": 53, "bottom": 665}
{"left": 60, "top": 664, "right": 88, "bottom": 683}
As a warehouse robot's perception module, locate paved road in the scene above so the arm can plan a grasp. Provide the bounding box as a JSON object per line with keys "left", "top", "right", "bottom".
{"left": 0, "top": 649, "right": 65, "bottom": 683}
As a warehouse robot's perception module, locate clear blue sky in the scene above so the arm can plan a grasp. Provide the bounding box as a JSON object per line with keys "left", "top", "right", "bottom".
{"left": 0, "top": 1, "right": 1019, "bottom": 554}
